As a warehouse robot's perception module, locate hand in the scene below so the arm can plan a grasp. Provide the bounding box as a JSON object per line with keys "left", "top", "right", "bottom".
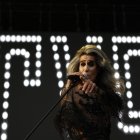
{"left": 81, "top": 79, "right": 98, "bottom": 96}
{"left": 67, "top": 72, "right": 84, "bottom": 77}
{"left": 67, "top": 72, "right": 98, "bottom": 95}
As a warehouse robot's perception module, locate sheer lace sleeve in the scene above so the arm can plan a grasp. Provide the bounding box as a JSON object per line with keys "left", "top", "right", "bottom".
{"left": 54, "top": 85, "right": 112, "bottom": 140}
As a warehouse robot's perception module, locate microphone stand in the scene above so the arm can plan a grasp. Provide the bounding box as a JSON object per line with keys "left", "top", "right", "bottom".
{"left": 23, "top": 82, "right": 76, "bottom": 140}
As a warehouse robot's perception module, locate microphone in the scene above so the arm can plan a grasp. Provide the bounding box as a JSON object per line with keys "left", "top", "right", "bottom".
{"left": 67, "top": 73, "right": 88, "bottom": 83}
{"left": 67, "top": 75, "right": 81, "bottom": 83}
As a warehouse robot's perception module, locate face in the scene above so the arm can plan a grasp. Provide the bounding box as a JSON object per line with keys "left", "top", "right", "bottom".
{"left": 79, "top": 54, "right": 98, "bottom": 82}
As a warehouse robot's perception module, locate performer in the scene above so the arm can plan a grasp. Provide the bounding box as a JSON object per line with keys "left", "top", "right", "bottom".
{"left": 54, "top": 45, "right": 125, "bottom": 140}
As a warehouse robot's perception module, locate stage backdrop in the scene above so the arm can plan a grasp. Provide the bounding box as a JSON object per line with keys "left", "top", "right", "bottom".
{"left": 0, "top": 33, "right": 140, "bottom": 140}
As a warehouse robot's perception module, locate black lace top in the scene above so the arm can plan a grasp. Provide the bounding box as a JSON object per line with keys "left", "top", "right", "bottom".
{"left": 54, "top": 84, "right": 123, "bottom": 140}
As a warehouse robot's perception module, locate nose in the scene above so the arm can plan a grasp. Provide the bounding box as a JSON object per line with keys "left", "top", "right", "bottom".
{"left": 84, "top": 64, "right": 89, "bottom": 72}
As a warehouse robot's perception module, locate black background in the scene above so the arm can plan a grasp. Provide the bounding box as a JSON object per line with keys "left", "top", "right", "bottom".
{"left": 0, "top": 33, "right": 140, "bottom": 140}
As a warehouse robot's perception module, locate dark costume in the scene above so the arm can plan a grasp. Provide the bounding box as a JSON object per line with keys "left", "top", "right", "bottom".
{"left": 54, "top": 82, "right": 123, "bottom": 140}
